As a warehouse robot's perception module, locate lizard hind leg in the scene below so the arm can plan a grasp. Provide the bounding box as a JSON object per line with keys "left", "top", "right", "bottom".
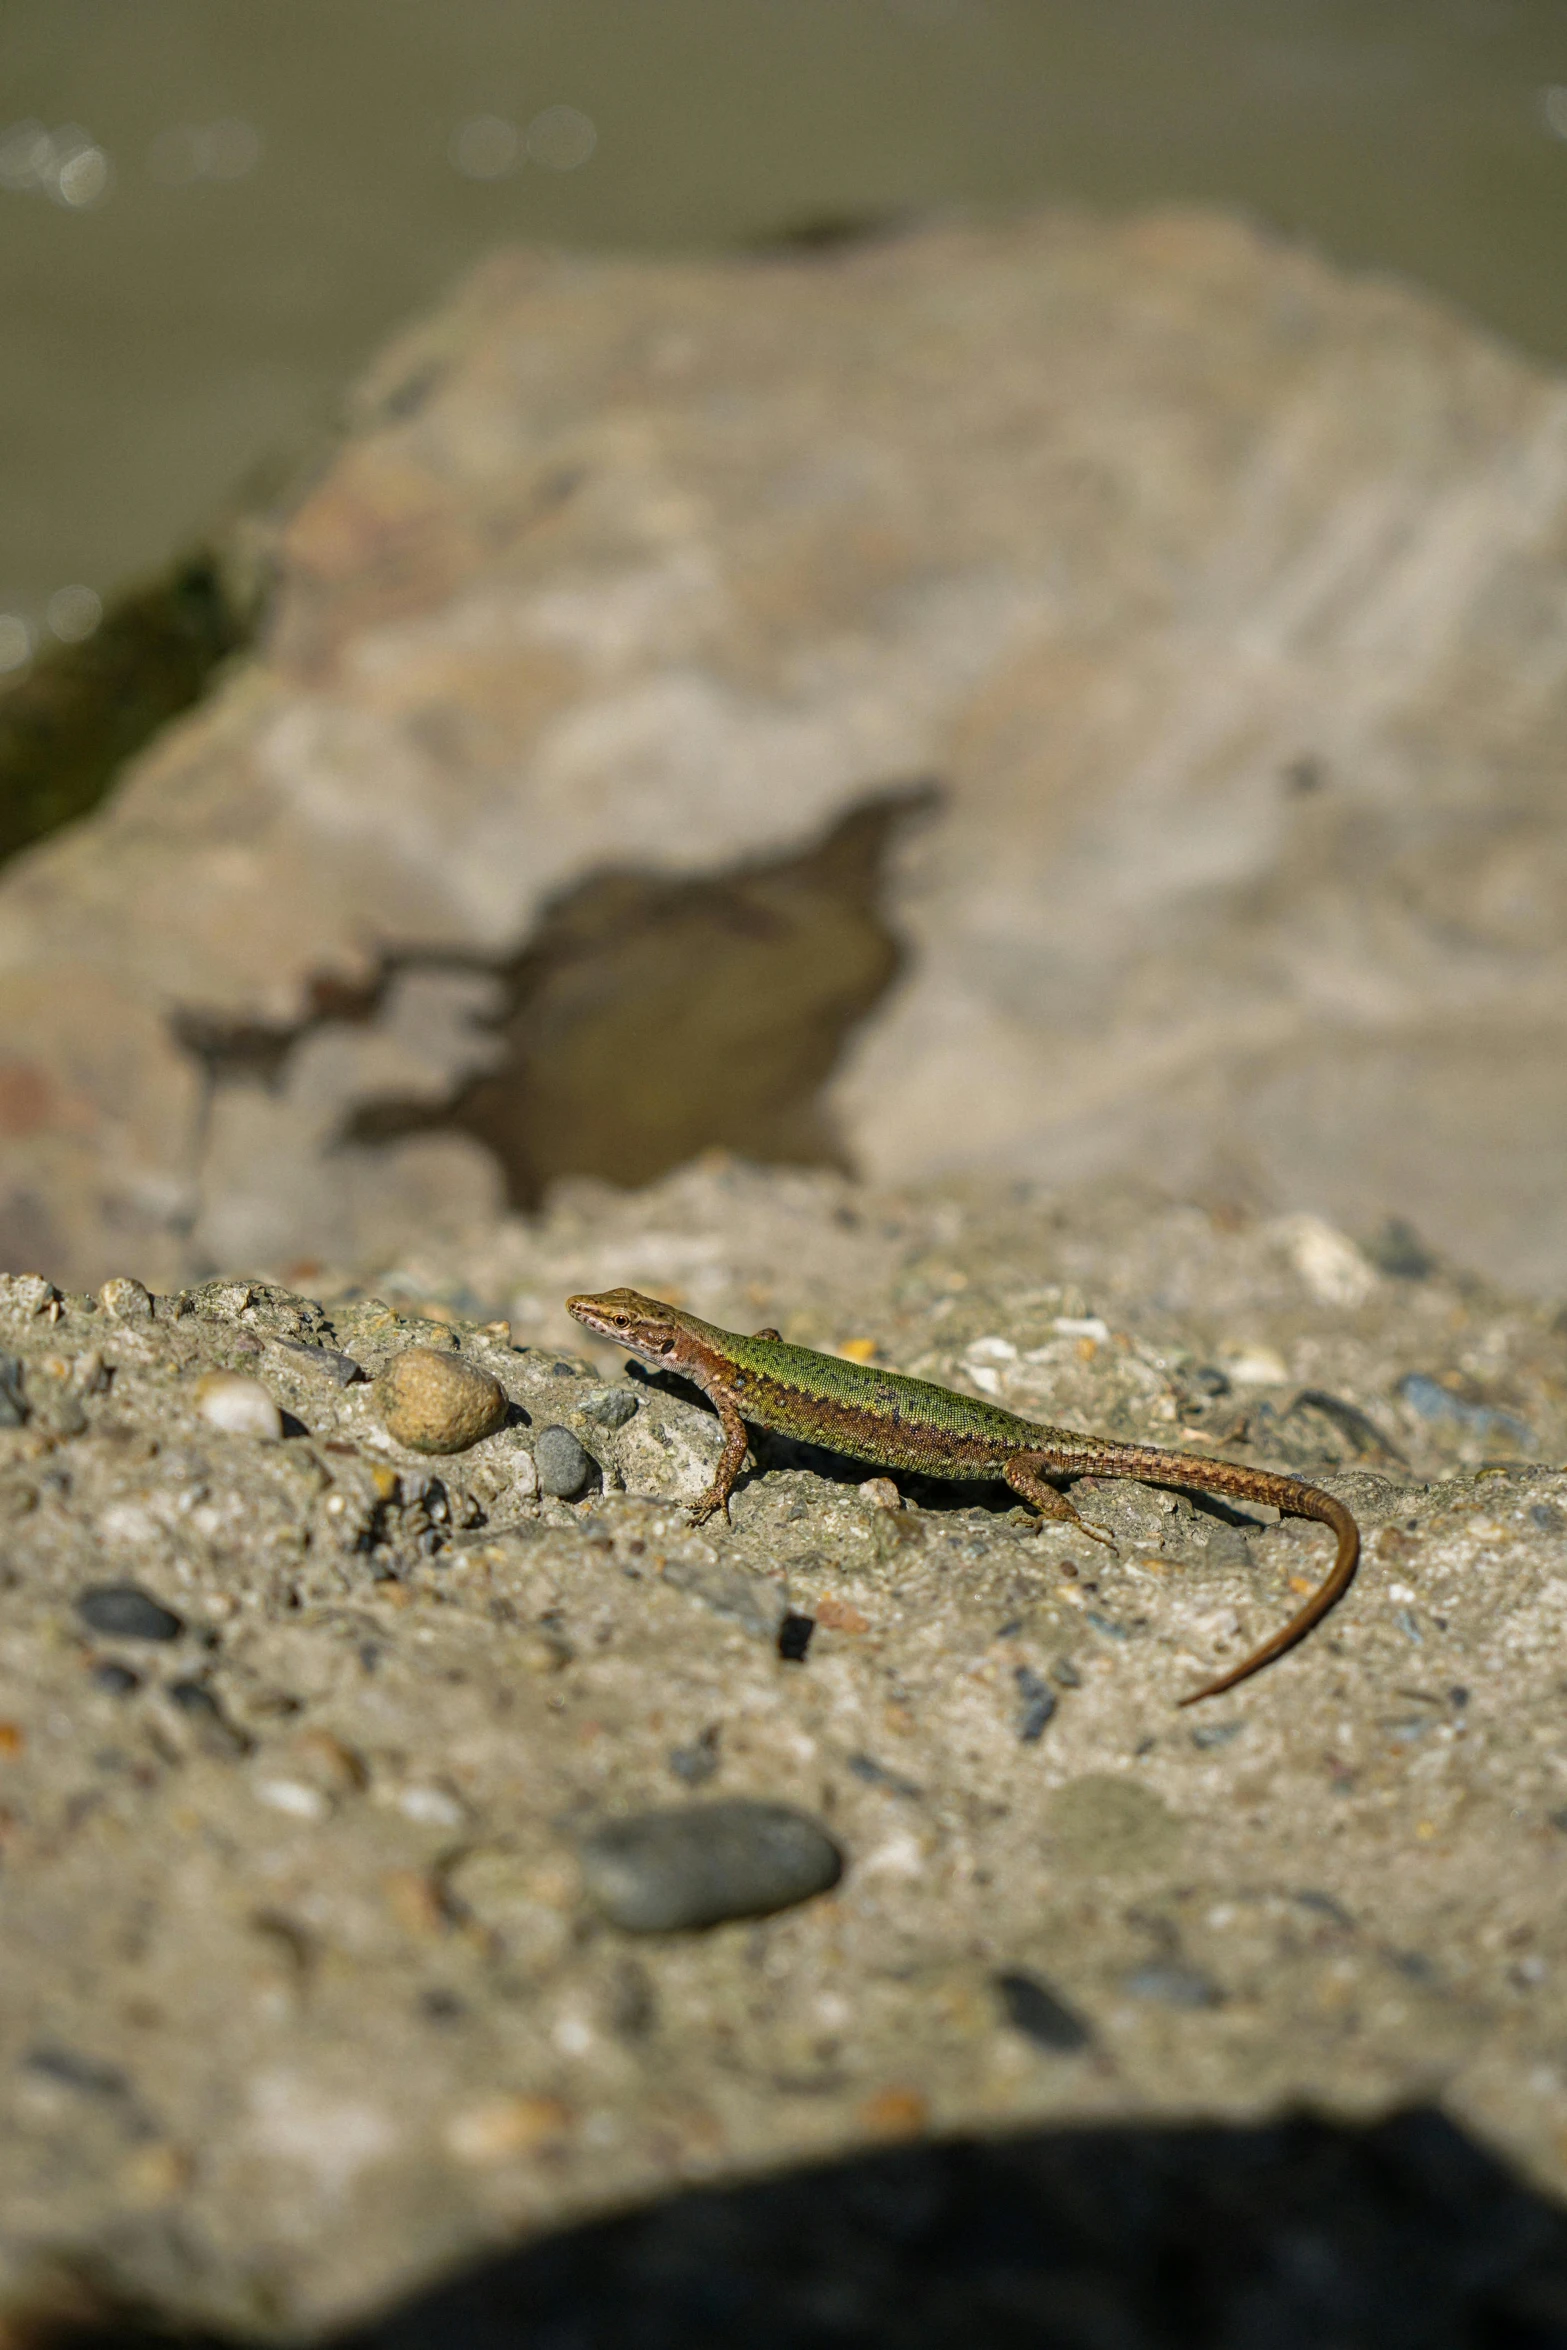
{"left": 1003, "top": 1456, "right": 1118, "bottom": 1551}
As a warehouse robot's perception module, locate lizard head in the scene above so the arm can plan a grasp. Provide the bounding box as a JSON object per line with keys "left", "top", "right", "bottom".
{"left": 566, "top": 1287, "right": 691, "bottom": 1368}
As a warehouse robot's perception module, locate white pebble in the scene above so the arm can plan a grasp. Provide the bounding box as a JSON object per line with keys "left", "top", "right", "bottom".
{"left": 254, "top": 1778, "right": 331, "bottom": 1821}
{"left": 98, "top": 1275, "right": 152, "bottom": 1320}
{"left": 397, "top": 1784, "right": 466, "bottom": 1827}
{"left": 195, "top": 1371, "right": 283, "bottom": 1439}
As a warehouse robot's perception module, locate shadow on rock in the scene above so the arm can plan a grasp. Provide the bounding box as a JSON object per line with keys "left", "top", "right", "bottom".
{"left": 29, "top": 2106, "right": 1567, "bottom": 2349}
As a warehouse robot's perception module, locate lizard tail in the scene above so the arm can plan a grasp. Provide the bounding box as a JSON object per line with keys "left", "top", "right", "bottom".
{"left": 1072, "top": 1445, "right": 1361, "bottom": 1705}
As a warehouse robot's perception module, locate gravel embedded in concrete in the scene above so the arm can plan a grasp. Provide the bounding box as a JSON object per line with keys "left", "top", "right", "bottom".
{"left": 74, "top": 1584, "right": 183, "bottom": 1641}
{"left": 373, "top": 1345, "right": 507, "bottom": 1453}
{"left": 577, "top": 1800, "right": 845, "bottom": 1932}
{"left": 194, "top": 1369, "right": 283, "bottom": 1438}
{"left": 534, "top": 1423, "right": 594, "bottom": 1498}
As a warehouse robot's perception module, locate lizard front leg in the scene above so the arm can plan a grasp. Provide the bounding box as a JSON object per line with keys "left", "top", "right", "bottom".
{"left": 688, "top": 1395, "right": 751, "bottom": 1527}
{"left": 1003, "top": 1454, "right": 1118, "bottom": 1551}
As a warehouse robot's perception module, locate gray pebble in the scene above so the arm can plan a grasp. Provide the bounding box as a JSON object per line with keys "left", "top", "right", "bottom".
{"left": 993, "top": 1968, "right": 1092, "bottom": 2053}
{"left": 1014, "top": 1665, "right": 1057, "bottom": 1742}
{"left": 668, "top": 1725, "right": 721, "bottom": 1786}
{"left": 89, "top": 1661, "right": 141, "bottom": 1696}
{"left": 534, "top": 1424, "right": 593, "bottom": 1498}
{"left": 1190, "top": 1719, "right": 1245, "bottom": 1750}
{"left": 1124, "top": 1960, "right": 1221, "bottom": 2009}
{"left": 277, "top": 1339, "right": 364, "bottom": 1387}
{"left": 0, "top": 1355, "right": 26, "bottom": 1429}
{"left": 76, "top": 1585, "right": 183, "bottom": 1642}
{"left": 578, "top": 1798, "right": 843, "bottom": 1932}
{"left": 581, "top": 1386, "right": 639, "bottom": 1430}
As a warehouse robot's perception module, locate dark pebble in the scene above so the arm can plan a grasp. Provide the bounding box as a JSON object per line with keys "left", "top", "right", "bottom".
{"left": 1051, "top": 1657, "right": 1082, "bottom": 1688}
{"left": 1125, "top": 1961, "right": 1221, "bottom": 2009}
{"left": 1190, "top": 1720, "right": 1245, "bottom": 1751}
{"left": 1530, "top": 1503, "right": 1564, "bottom": 1534}
{"left": 89, "top": 1661, "right": 141, "bottom": 1697}
{"left": 278, "top": 1339, "right": 364, "bottom": 1387}
{"left": 167, "top": 1680, "right": 251, "bottom": 1756}
{"left": 848, "top": 1751, "right": 923, "bottom": 1798}
{"left": 578, "top": 1799, "right": 844, "bottom": 1932}
{"left": 668, "top": 1725, "right": 721, "bottom": 1786}
{"left": 167, "top": 1678, "right": 221, "bottom": 1717}
{"left": 1368, "top": 1217, "right": 1436, "bottom": 1280}
{"left": 581, "top": 1386, "right": 639, "bottom": 1430}
{"left": 21, "top": 2044, "right": 132, "bottom": 2100}
{"left": 75, "top": 1585, "right": 183, "bottom": 1641}
{"left": 1015, "top": 1666, "right": 1056, "bottom": 1742}
{"left": 994, "top": 1969, "right": 1093, "bottom": 2053}
{"left": 534, "top": 1424, "right": 593, "bottom": 1498}
{"left": 0, "top": 1355, "right": 26, "bottom": 1429}
{"left": 777, "top": 1613, "right": 815, "bottom": 1663}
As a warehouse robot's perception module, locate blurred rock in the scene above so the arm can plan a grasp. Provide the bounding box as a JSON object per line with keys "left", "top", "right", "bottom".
{"left": 2, "top": 211, "right": 1567, "bottom": 1291}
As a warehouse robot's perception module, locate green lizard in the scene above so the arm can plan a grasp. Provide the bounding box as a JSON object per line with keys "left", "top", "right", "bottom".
{"left": 566, "top": 1287, "right": 1360, "bottom": 1705}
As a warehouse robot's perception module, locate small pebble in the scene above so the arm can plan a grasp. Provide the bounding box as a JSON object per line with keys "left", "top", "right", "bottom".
{"left": 445, "top": 2093, "right": 570, "bottom": 2165}
{"left": 253, "top": 1777, "right": 332, "bottom": 1822}
{"left": 668, "top": 1725, "right": 721, "bottom": 1786}
{"left": 581, "top": 1386, "right": 639, "bottom": 1430}
{"left": 534, "top": 1424, "right": 593, "bottom": 1498}
{"left": 76, "top": 1585, "right": 183, "bottom": 1642}
{"left": 777, "top": 1613, "right": 815, "bottom": 1663}
{"left": 1189, "top": 1720, "right": 1245, "bottom": 1750}
{"left": 397, "top": 1783, "right": 467, "bottom": 1827}
{"left": 374, "top": 1347, "right": 507, "bottom": 1454}
{"left": 1015, "top": 1666, "right": 1057, "bottom": 1742}
{"left": 276, "top": 1339, "right": 364, "bottom": 1387}
{"left": 0, "top": 1355, "right": 25, "bottom": 1428}
{"left": 194, "top": 1371, "right": 283, "bottom": 1439}
{"left": 994, "top": 1968, "right": 1093, "bottom": 2052}
{"left": 98, "top": 1276, "right": 153, "bottom": 1320}
{"left": 89, "top": 1661, "right": 141, "bottom": 1697}
{"left": 578, "top": 1799, "right": 843, "bottom": 1932}
{"left": 1125, "top": 1961, "right": 1221, "bottom": 2009}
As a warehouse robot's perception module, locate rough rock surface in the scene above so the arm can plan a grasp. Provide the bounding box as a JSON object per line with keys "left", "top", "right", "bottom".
{"left": 2, "top": 210, "right": 1567, "bottom": 1295}
{"left": 0, "top": 1162, "right": 1565, "bottom": 2338}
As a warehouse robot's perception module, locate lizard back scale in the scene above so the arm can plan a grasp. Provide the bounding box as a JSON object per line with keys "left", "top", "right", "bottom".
{"left": 566, "top": 1287, "right": 1360, "bottom": 1706}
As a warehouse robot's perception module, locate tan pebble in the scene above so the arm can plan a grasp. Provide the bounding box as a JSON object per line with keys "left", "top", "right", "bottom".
{"left": 99, "top": 1276, "right": 153, "bottom": 1320}
{"left": 479, "top": 1319, "right": 512, "bottom": 1345}
{"left": 374, "top": 1347, "right": 506, "bottom": 1453}
{"left": 382, "top": 1867, "right": 448, "bottom": 1935}
{"left": 817, "top": 1595, "right": 871, "bottom": 1634}
{"left": 194, "top": 1371, "right": 283, "bottom": 1439}
{"left": 120, "top": 2141, "right": 192, "bottom": 2206}
{"left": 858, "top": 2086, "right": 928, "bottom": 2140}
{"left": 515, "top": 1627, "right": 573, "bottom": 1674}
{"left": 858, "top": 1476, "right": 901, "bottom": 1511}
{"left": 291, "top": 1728, "right": 368, "bottom": 1792}
{"left": 445, "top": 2093, "right": 570, "bottom": 2165}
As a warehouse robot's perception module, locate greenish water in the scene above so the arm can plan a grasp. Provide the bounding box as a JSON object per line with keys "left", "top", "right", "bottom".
{"left": 3, "top": 0, "right": 1567, "bottom": 646}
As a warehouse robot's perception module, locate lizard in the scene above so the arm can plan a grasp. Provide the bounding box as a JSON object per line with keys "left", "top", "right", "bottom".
{"left": 566, "top": 1287, "right": 1360, "bottom": 1706}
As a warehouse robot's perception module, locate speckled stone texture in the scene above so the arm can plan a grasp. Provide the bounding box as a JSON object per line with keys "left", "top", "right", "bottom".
{"left": 0, "top": 1162, "right": 1564, "bottom": 2338}
{"left": 2, "top": 211, "right": 1567, "bottom": 1293}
